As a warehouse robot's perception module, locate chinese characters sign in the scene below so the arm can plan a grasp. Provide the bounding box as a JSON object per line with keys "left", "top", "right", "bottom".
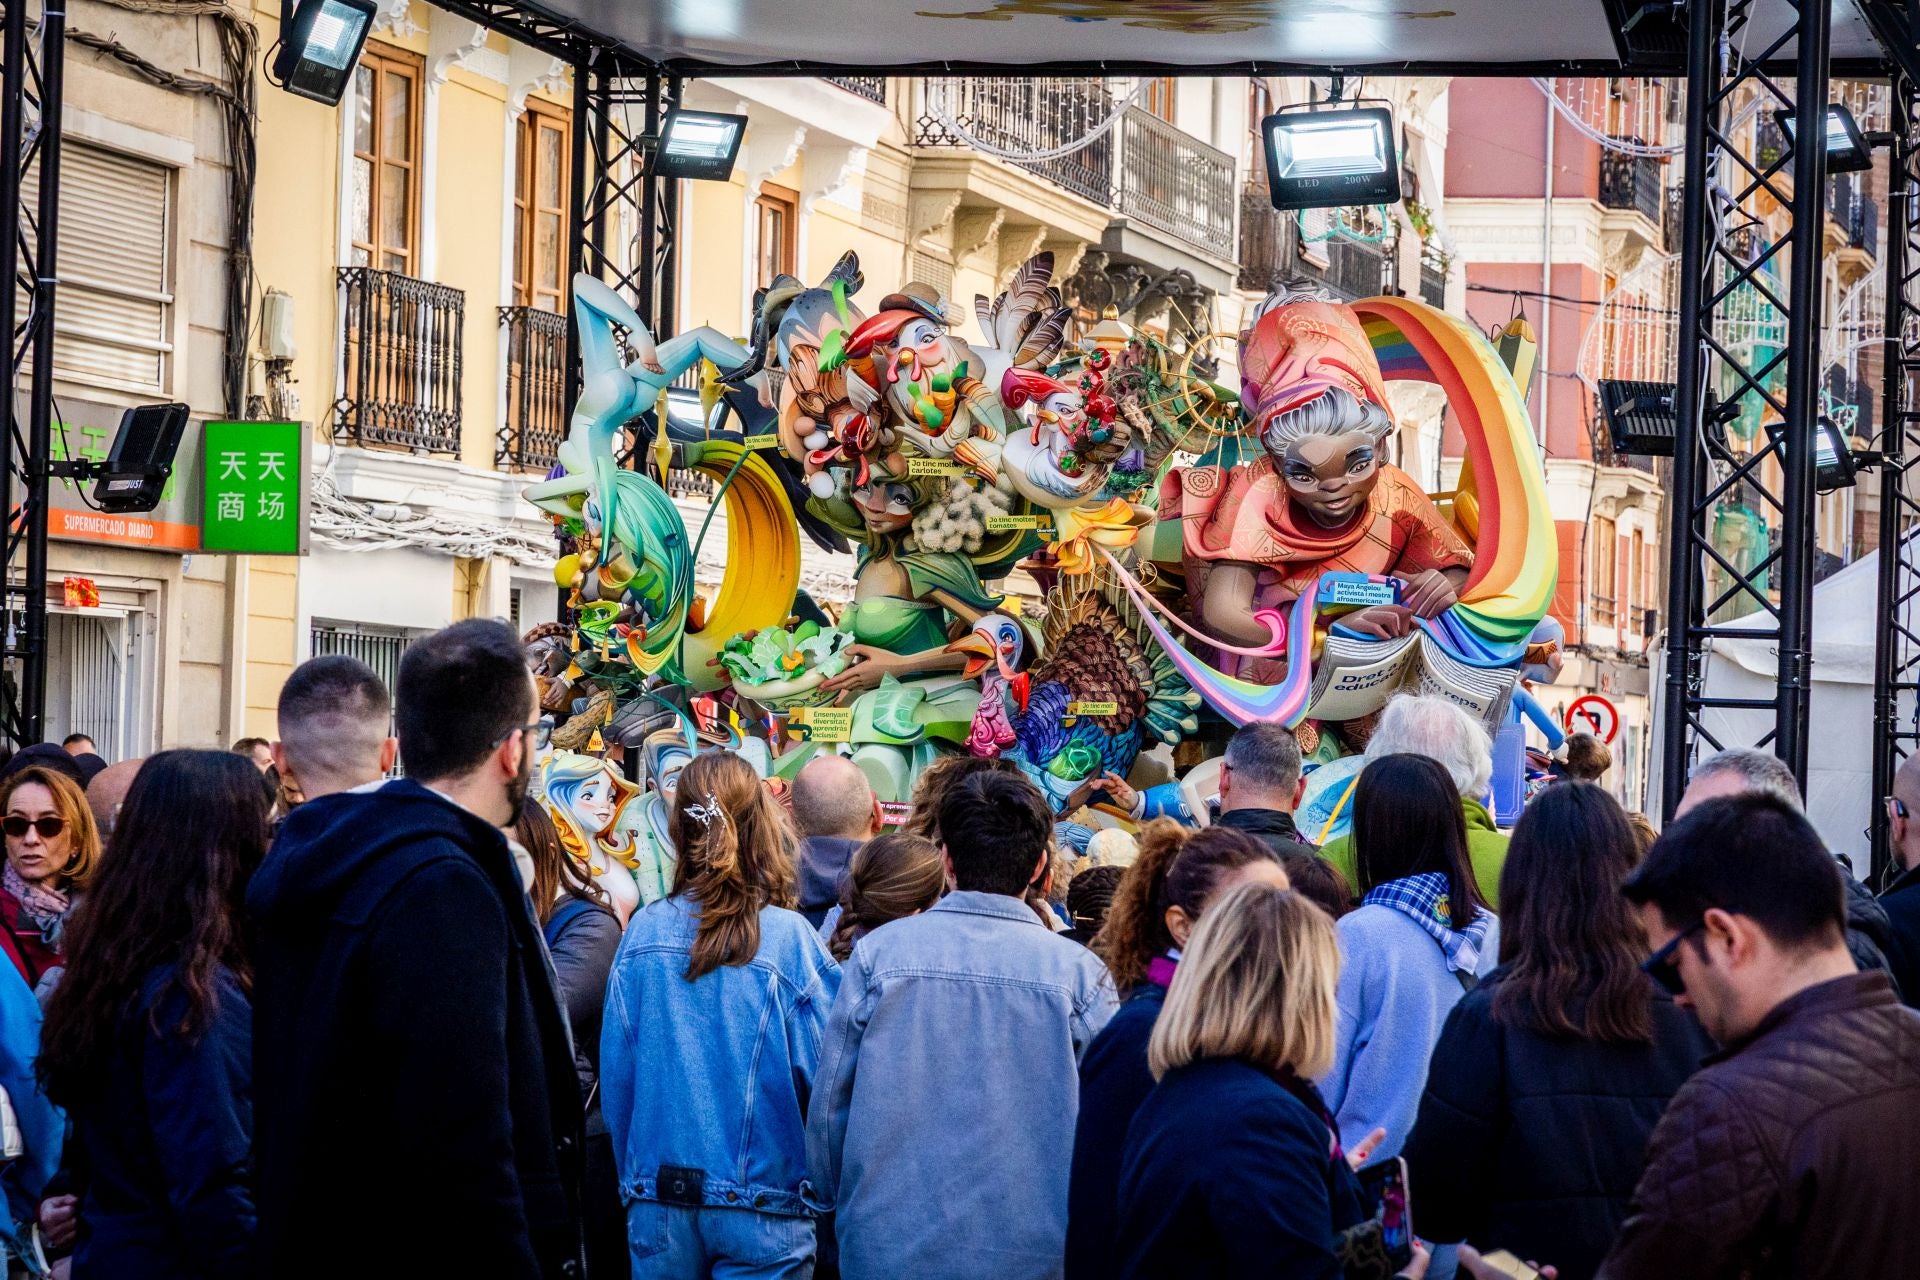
{"left": 201, "top": 421, "right": 308, "bottom": 555}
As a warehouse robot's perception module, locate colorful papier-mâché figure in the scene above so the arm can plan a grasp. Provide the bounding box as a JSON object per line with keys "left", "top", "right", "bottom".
{"left": 537, "top": 751, "right": 645, "bottom": 925}
{"left": 843, "top": 283, "right": 1003, "bottom": 485}
{"left": 525, "top": 274, "right": 752, "bottom": 683}
{"left": 1164, "top": 279, "right": 1472, "bottom": 682}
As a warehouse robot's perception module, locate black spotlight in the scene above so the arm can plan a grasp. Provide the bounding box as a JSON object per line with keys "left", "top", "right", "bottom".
{"left": 271, "top": 0, "right": 377, "bottom": 107}
{"left": 1598, "top": 379, "right": 1678, "bottom": 457}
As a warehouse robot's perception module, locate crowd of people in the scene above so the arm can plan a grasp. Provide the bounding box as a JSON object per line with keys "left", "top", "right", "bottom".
{"left": 1, "top": 615, "right": 1918, "bottom": 1279}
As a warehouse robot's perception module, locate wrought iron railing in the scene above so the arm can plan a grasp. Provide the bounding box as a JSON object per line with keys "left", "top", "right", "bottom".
{"left": 1296, "top": 236, "right": 1394, "bottom": 302}
{"left": 1111, "top": 105, "right": 1235, "bottom": 258}
{"left": 1237, "top": 186, "right": 1290, "bottom": 293}
{"left": 1599, "top": 151, "right": 1665, "bottom": 225}
{"left": 825, "top": 76, "right": 887, "bottom": 104}
{"left": 915, "top": 78, "right": 1115, "bottom": 206}
{"left": 1420, "top": 259, "right": 1447, "bottom": 307}
{"left": 335, "top": 267, "right": 463, "bottom": 453}
{"left": 1829, "top": 173, "right": 1879, "bottom": 256}
{"left": 498, "top": 306, "right": 568, "bottom": 470}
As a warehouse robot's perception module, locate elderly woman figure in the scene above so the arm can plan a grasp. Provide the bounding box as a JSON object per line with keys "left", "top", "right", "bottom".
{"left": 1317, "top": 694, "right": 1508, "bottom": 908}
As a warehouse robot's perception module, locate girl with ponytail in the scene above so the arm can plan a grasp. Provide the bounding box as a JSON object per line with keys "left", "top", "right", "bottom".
{"left": 827, "top": 833, "right": 945, "bottom": 962}
{"left": 1067, "top": 819, "right": 1290, "bottom": 1280}
{"left": 601, "top": 750, "right": 841, "bottom": 1278}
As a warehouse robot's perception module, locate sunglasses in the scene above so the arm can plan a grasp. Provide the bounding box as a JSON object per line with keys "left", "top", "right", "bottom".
{"left": 3, "top": 815, "right": 66, "bottom": 840}
{"left": 1641, "top": 919, "right": 1706, "bottom": 996}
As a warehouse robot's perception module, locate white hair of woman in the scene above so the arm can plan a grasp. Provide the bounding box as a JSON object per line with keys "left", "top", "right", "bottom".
{"left": 1363, "top": 694, "right": 1494, "bottom": 800}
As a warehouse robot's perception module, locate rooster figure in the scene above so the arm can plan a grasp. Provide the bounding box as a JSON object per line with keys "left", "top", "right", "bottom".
{"left": 947, "top": 583, "right": 1201, "bottom": 812}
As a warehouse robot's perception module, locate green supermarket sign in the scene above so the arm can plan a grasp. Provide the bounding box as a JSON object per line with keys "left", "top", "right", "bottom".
{"left": 200, "top": 420, "right": 309, "bottom": 555}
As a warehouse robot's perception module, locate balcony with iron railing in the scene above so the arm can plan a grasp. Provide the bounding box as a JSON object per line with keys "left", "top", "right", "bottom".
{"left": 1238, "top": 191, "right": 1394, "bottom": 302}
{"left": 1828, "top": 173, "right": 1879, "bottom": 258}
{"left": 1311, "top": 236, "right": 1396, "bottom": 302}
{"left": 335, "top": 267, "right": 464, "bottom": 453}
{"left": 1110, "top": 105, "right": 1235, "bottom": 259}
{"left": 498, "top": 306, "right": 568, "bottom": 470}
{"left": 914, "top": 77, "right": 1115, "bottom": 206}
{"left": 825, "top": 76, "right": 887, "bottom": 105}
{"left": 1420, "top": 258, "right": 1448, "bottom": 308}
{"left": 1238, "top": 186, "right": 1290, "bottom": 293}
{"left": 1599, "top": 150, "right": 1666, "bottom": 227}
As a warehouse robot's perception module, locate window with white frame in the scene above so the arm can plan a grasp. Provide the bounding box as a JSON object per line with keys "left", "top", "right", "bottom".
{"left": 21, "top": 141, "right": 174, "bottom": 394}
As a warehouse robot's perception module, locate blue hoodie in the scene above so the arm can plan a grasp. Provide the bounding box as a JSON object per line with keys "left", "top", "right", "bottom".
{"left": 246, "top": 779, "right": 584, "bottom": 1280}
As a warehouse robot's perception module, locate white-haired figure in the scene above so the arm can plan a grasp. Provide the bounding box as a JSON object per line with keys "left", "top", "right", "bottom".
{"left": 1161, "top": 279, "right": 1474, "bottom": 683}
{"left": 1317, "top": 693, "right": 1509, "bottom": 909}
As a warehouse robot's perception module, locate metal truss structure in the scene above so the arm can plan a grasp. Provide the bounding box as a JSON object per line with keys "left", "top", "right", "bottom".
{"left": 1659, "top": 0, "right": 1832, "bottom": 813}
{"left": 566, "top": 66, "right": 682, "bottom": 394}
{"left": 0, "top": 0, "right": 64, "bottom": 747}
{"left": 1871, "top": 77, "right": 1920, "bottom": 882}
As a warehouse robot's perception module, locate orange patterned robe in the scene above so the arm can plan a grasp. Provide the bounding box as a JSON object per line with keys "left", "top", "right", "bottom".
{"left": 1161, "top": 458, "right": 1472, "bottom": 680}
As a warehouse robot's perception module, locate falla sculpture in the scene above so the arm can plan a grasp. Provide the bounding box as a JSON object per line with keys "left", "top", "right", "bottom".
{"left": 522, "top": 249, "right": 1558, "bottom": 853}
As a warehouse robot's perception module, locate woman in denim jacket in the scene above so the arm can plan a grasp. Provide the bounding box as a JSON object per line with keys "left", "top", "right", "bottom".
{"left": 602, "top": 750, "right": 840, "bottom": 1278}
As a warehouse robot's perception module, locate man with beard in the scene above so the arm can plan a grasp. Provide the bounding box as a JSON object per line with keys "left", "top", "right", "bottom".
{"left": 248, "top": 619, "right": 586, "bottom": 1279}
{"left": 1163, "top": 279, "right": 1472, "bottom": 682}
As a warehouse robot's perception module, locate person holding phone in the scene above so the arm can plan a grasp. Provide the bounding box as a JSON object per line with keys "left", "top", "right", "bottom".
{"left": 1112, "top": 879, "right": 1428, "bottom": 1280}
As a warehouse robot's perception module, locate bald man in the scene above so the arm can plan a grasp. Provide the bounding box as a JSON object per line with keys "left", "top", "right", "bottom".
{"left": 1880, "top": 753, "right": 1920, "bottom": 1007}
{"left": 792, "top": 753, "right": 883, "bottom": 927}
{"left": 86, "top": 757, "right": 145, "bottom": 841}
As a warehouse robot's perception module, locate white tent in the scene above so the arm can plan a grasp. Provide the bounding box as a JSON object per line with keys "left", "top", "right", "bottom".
{"left": 1649, "top": 542, "right": 1913, "bottom": 864}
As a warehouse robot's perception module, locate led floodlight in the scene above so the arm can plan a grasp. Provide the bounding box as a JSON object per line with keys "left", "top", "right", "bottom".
{"left": 1774, "top": 103, "right": 1873, "bottom": 173}
{"left": 1262, "top": 106, "right": 1400, "bottom": 212}
{"left": 653, "top": 110, "right": 748, "bottom": 182}
{"left": 1763, "top": 415, "right": 1860, "bottom": 492}
{"left": 1598, "top": 379, "right": 1678, "bottom": 457}
{"left": 49, "top": 402, "right": 190, "bottom": 514}
{"left": 271, "top": 0, "right": 376, "bottom": 107}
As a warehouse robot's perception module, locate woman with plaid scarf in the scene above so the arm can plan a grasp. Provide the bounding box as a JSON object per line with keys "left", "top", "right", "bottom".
{"left": 1321, "top": 754, "right": 1499, "bottom": 1160}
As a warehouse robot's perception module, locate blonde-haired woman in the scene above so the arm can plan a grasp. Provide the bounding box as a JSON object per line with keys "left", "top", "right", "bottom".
{"left": 600, "top": 750, "right": 841, "bottom": 1278}
{"left": 1113, "top": 881, "right": 1428, "bottom": 1280}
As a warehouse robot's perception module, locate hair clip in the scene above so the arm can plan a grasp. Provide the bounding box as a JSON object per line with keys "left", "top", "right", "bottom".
{"left": 686, "top": 794, "right": 725, "bottom": 829}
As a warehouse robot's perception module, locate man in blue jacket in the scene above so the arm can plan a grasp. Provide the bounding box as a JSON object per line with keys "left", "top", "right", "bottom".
{"left": 807, "top": 770, "right": 1117, "bottom": 1280}
{"left": 248, "top": 619, "right": 586, "bottom": 1279}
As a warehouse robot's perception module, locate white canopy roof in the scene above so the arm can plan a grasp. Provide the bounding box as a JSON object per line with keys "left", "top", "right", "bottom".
{"left": 520, "top": 0, "right": 1885, "bottom": 74}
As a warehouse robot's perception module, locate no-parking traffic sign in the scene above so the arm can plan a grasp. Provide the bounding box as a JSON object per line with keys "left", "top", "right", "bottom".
{"left": 1565, "top": 694, "right": 1620, "bottom": 743}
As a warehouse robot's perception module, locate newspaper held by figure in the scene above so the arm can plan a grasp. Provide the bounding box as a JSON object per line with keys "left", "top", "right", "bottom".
{"left": 1305, "top": 630, "right": 1518, "bottom": 725}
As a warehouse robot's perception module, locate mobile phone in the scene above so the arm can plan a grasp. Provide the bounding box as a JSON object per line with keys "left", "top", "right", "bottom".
{"left": 1476, "top": 1251, "right": 1542, "bottom": 1280}
{"left": 1355, "top": 1157, "right": 1412, "bottom": 1267}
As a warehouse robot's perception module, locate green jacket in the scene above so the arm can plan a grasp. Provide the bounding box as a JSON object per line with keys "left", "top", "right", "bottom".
{"left": 1318, "top": 797, "right": 1510, "bottom": 910}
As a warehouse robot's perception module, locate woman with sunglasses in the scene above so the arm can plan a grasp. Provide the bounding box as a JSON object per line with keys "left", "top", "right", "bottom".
{"left": 0, "top": 765, "right": 101, "bottom": 995}
{"left": 38, "top": 750, "right": 269, "bottom": 1278}
{"left": 1400, "top": 783, "right": 1711, "bottom": 1280}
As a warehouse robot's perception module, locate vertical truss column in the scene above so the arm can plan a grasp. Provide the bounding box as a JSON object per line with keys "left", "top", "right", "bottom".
{"left": 573, "top": 71, "right": 681, "bottom": 339}
{"left": 1871, "top": 77, "right": 1920, "bottom": 883}
{"left": 0, "top": 0, "right": 63, "bottom": 748}
{"left": 1660, "top": 0, "right": 1830, "bottom": 812}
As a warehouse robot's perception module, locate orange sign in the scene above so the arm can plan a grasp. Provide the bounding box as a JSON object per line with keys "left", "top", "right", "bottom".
{"left": 48, "top": 507, "right": 200, "bottom": 550}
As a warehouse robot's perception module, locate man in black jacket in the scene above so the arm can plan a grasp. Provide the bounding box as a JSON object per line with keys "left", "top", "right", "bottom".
{"left": 249, "top": 619, "right": 586, "bottom": 1279}
{"left": 1213, "top": 722, "right": 1317, "bottom": 855}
